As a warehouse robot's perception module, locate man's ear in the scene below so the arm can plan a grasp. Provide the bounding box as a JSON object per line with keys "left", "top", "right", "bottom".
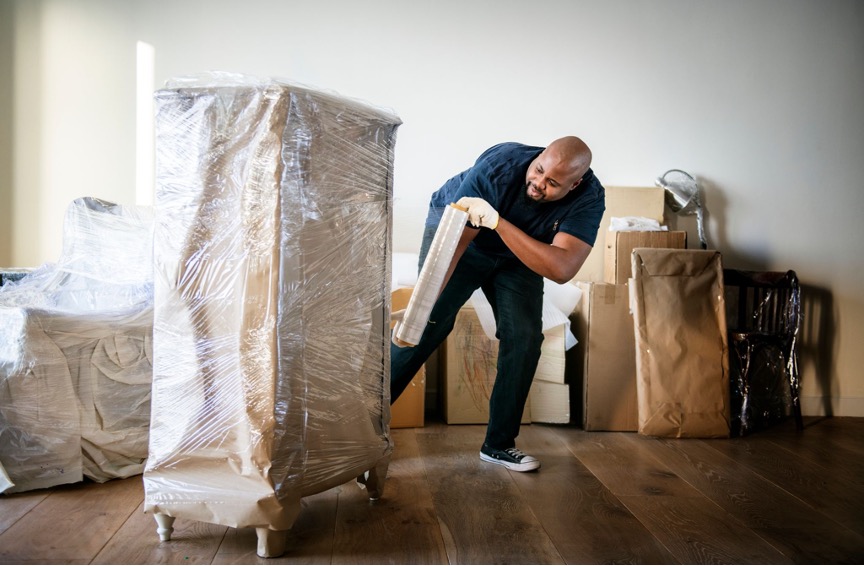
{"left": 570, "top": 178, "right": 583, "bottom": 191}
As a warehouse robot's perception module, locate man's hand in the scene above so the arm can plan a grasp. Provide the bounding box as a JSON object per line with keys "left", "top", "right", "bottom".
{"left": 457, "top": 197, "right": 499, "bottom": 230}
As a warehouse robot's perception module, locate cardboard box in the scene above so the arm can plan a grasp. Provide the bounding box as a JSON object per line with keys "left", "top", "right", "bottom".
{"left": 390, "top": 366, "right": 426, "bottom": 428}
{"left": 604, "top": 231, "right": 687, "bottom": 284}
{"left": 441, "top": 304, "right": 531, "bottom": 424}
{"left": 390, "top": 288, "right": 425, "bottom": 428}
{"left": 536, "top": 324, "right": 567, "bottom": 384}
{"left": 529, "top": 324, "right": 570, "bottom": 423}
{"left": 529, "top": 380, "right": 570, "bottom": 424}
{"left": 573, "top": 282, "right": 638, "bottom": 431}
{"left": 629, "top": 248, "right": 730, "bottom": 438}
{"left": 575, "top": 186, "right": 666, "bottom": 282}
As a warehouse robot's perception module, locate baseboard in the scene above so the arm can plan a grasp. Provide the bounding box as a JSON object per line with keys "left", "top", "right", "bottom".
{"left": 801, "top": 395, "right": 864, "bottom": 417}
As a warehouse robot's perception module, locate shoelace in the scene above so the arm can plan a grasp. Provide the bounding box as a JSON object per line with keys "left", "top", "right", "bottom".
{"left": 505, "top": 447, "right": 527, "bottom": 460}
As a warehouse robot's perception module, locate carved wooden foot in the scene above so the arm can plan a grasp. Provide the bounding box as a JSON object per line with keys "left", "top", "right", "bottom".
{"left": 154, "top": 513, "right": 175, "bottom": 542}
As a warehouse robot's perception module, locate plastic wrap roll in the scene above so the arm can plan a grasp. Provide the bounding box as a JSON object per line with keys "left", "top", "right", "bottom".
{"left": 394, "top": 203, "right": 467, "bottom": 346}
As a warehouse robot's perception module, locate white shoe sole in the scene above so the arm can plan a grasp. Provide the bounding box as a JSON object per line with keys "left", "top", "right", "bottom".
{"left": 479, "top": 451, "right": 541, "bottom": 472}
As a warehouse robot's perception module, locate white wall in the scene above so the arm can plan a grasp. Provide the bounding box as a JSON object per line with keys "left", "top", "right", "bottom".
{"left": 0, "top": 0, "right": 12, "bottom": 266}
{"left": 4, "top": 0, "right": 863, "bottom": 416}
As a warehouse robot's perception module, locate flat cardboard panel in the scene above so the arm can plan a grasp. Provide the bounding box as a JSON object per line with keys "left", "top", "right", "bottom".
{"left": 536, "top": 324, "right": 566, "bottom": 384}
{"left": 573, "top": 186, "right": 665, "bottom": 283}
{"left": 630, "top": 248, "right": 730, "bottom": 438}
{"left": 441, "top": 305, "right": 531, "bottom": 424}
{"left": 574, "top": 282, "right": 638, "bottom": 431}
{"left": 604, "top": 231, "right": 687, "bottom": 284}
{"left": 390, "top": 366, "right": 425, "bottom": 428}
{"left": 529, "top": 379, "right": 570, "bottom": 424}
{"left": 390, "top": 288, "right": 425, "bottom": 428}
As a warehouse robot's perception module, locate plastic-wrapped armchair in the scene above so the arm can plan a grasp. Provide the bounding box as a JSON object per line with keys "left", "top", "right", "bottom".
{"left": 0, "top": 197, "right": 154, "bottom": 493}
{"left": 723, "top": 269, "right": 804, "bottom": 436}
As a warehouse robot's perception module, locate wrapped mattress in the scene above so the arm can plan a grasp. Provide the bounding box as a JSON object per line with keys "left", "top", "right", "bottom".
{"left": 143, "top": 74, "right": 400, "bottom": 532}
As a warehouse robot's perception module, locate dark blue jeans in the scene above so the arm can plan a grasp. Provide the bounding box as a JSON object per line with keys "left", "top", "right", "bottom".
{"left": 391, "top": 225, "right": 544, "bottom": 450}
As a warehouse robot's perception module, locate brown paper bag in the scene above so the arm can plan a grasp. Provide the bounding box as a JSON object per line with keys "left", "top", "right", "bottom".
{"left": 629, "top": 249, "right": 730, "bottom": 437}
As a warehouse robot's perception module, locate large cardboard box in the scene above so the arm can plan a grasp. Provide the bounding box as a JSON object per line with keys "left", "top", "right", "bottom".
{"left": 441, "top": 304, "right": 532, "bottom": 424}
{"left": 604, "top": 231, "right": 687, "bottom": 284}
{"left": 575, "top": 186, "right": 666, "bottom": 282}
{"left": 573, "top": 282, "right": 638, "bottom": 431}
{"left": 629, "top": 248, "right": 730, "bottom": 438}
{"left": 390, "top": 288, "right": 425, "bottom": 428}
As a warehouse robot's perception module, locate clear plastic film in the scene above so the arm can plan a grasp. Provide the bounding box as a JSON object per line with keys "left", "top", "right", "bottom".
{"left": 144, "top": 74, "right": 400, "bottom": 531}
{"left": 393, "top": 204, "right": 467, "bottom": 346}
{"left": 0, "top": 197, "right": 154, "bottom": 493}
{"left": 724, "top": 269, "right": 802, "bottom": 436}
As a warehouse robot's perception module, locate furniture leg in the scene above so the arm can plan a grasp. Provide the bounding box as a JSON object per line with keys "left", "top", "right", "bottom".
{"left": 154, "top": 513, "right": 175, "bottom": 542}
{"left": 256, "top": 527, "right": 286, "bottom": 558}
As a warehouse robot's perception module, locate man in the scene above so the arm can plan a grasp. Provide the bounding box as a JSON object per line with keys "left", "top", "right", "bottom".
{"left": 391, "top": 136, "right": 605, "bottom": 472}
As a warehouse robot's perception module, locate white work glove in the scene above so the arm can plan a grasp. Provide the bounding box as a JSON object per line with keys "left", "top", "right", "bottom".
{"left": 391, "top": 309, "right": 405, "bottom": 323}
{"left": 456, "top": 197, "right": 500, "bottom": 230}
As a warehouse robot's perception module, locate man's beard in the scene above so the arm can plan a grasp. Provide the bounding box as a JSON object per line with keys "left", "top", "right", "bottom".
{"left": 522, "top": 183, "right": 543, "bottom": 208}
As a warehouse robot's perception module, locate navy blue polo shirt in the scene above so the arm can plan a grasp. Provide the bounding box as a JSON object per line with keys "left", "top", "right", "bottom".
{"left": 428, "top": 142, "right": 606, "bottom": 258}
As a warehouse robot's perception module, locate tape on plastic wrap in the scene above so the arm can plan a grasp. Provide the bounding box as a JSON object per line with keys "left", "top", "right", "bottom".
{"left": 393, "top": 203, "right": 468, "bottom": 346}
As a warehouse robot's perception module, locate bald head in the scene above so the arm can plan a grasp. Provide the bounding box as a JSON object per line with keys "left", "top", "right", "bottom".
{"left": 547, "top": 136, "right": 592, "bottom": 181}
{"left": 524, "top": 136, "right": 593, "bottom": 203}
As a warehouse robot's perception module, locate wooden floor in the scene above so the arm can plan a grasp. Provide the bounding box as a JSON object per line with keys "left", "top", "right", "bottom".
{"left": 2, "top": 416, "right": 863, "bottom": 565}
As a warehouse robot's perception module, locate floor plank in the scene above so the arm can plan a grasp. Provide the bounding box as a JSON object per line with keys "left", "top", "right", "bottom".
{"left": 760, "top": 418, "right": 864, "bottom": 487}
{"left": 0, "top": 477, "right": 142, "bottom": 563}
{"left": 1, "top": 417, "right": 863, "bottom": 564}
{"left": 703, "top": 432, "right": 864, "bottom": 535}
{"left": 212, "top": 489, "right": 339, "bottom": 565}
{"left": 558, "top": 429, "right": 789, "bottom": 563}
{"left": 94, "top": 498, "right": 228, "bottom": 565}
{"left": 416, "top": 423, "right": 564, "bottom": 565}
{"left": 643, "top": 434, "right": 864, "bottom": 564}
{"left": 560, "top": 429, "right": 703, "bottom": 498}
{"left": 330, "top": 428, "right": 448, "bottom": 565}
{"left": 516, "top": 424, "right": 678, "bottom": 564}
{"left": 0, "top": 488, "right": 50, "bottom": 533}
{"left": 618, "top": 494, "right": 789, "bottom": 564}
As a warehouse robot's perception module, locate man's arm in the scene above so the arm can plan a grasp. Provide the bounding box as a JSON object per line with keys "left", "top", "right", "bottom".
{"left": 494, "top": 219, "right": 591, "bottom": 284}
{"left": 456, "top": 195, "right": 595, "bottom": 284}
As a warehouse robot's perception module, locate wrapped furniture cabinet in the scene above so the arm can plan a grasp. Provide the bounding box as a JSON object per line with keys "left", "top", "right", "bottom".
{"left": 144, "top": 76, "right": 400, "bottom": 557}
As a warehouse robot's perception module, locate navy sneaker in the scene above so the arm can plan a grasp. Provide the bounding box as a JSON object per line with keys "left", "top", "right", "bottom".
{"left": 479, "top": 444, "right": 541, "bottom": 472}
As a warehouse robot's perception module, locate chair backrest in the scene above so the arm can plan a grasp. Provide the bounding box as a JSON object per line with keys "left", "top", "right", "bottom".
{"left": 723, "top": 269, "right": 804, "bottom": 434}
{"left": 723, "top": 269, "right": 801, "bottom": 340}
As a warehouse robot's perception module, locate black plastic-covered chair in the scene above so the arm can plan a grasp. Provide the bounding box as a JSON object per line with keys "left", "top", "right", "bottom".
{"left": 723, "top": 269, "right": 804, "bottom": 436}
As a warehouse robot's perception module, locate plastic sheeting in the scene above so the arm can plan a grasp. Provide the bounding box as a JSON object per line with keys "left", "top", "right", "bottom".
{"left": 724, "top": 269, "right": 802, "bottom": 436}
{"left": 143, "top": 74, "right": 400, "bottom": 531}
{"left": 0, "top": 197, "right": 154, "bottom": 493}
